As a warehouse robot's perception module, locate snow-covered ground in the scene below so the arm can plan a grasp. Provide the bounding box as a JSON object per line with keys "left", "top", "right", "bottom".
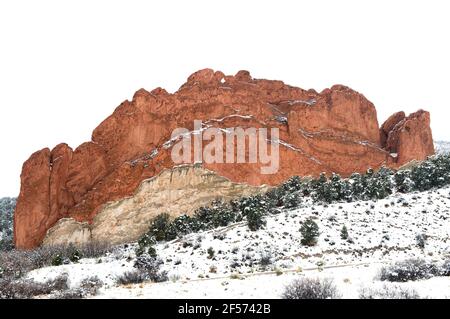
{"left": 26, "top": 186, "right": 450, "bottom": 299}
{"left": 435, "top": 141, "right": 450, "bottom": 154}
{"left": 96, "top": 264, "right": 450, "bottom": 299}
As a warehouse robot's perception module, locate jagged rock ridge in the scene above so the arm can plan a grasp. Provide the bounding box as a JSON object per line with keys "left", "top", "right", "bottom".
{"left": 14, "top": 69, "right": 434, "bottom": 249}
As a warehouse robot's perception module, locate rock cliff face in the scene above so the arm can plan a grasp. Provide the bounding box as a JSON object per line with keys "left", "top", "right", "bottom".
{"left": 14, "top": 69, "right": 435, "bottom": 249}
{"left": 42, "top": 165, "right": 269, "bottom": 246}
{"left": 383, "top": 110, "right": 434, "bottom": 164}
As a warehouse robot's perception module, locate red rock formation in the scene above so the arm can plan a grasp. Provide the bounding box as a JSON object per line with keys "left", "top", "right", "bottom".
{"left": 14, "top": 69, "right": 435, "bottom": 249}
{"left": 49, "top": 144, "right": 74, "bottom": 221}
{"left": 384, "top": 110, "right": 434, "bottom": 164}
{"left": 380, "top": 111, "right": 405, "bottom": 147}
{"left": 15, "top": 149, "right": 52, "bottom": 249}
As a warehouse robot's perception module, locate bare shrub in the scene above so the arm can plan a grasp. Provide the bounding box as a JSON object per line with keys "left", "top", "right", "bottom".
{"left": 79, "top": 276, "right": 103, "bottom": 296}
{"left": 379, "top": 259, "right": 439, "bottom": 282}
{"left": 0, "top": 247, "right": 65, "bottom": 278}
{"left": 46, "top": 273, "right": 70, "bottom": 291}
{"left": 78, "top": 241, "right": 113, "bottom": 259}
{"left": 53, "top": 276, "right": 103, "bottom": 299}
{"left": 0, "top": 279, "right": 51, "bottom": 299}
{"left": 0, "top": 274, "right": 69, "bottom": 299}
{"left": 55, "top": 289, "right": 84, "bottom": 299}
{"left": 282, "top": 277, "right": 340, "bottom": 299}
{"left": 359, "top": 284, "right": 420, "bottom": 299}
{"left": 0, "top": 242, "right": 113, "bottom": 279}
{"left": 441, "top": 259, "right": 450, "bottom": 276}
{"left": 116, "top": 269, "right": 147, "bottom": 285}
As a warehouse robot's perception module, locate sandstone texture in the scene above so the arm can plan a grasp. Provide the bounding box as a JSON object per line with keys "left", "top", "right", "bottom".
{"left": 42, "top": 165, "right": 269, "bottom": 246}
{"left": 15, "top": 69, "right": 435, "bottom": 249}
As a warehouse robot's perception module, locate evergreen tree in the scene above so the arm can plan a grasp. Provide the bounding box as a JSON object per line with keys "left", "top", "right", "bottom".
{"left": 52, "top": 254, "right": 63, "bottom": 266}
{"left": 212, "top": 205, "right": 237, "bottom": 228}
{"left": 340, "top": 225, "right": 349, "bottom": 240}
{"left": 328, "top": 173, "right": 351, "bottom": 202}
{"left": 264, "top": 187, "right": 284, "bottom": 208}
{"left": 138, "top": 233, "right": 157, "bottom": 249}
{"left": 364, "top": 167, "right": 393, "bottom": 200}
{"left": 69, "top": 249, "right": 82, "bottom": 263}
{"left": 247, "top": 208, "right": 266, "bottom": 231}
{"left": 207, "top": 247, "right": 215, "bottom": 259}
{"left": 165, "top": 214, "right": 199, "bottom": 239}
{"left": 147, "top": 213, "right": 172, "bottom": 241}
{"left": 282, "top": 176, "right": 303, "bottom": 193}
{"left": 394, "top": 170, "right": 414, "bottom": 193}
{"left": 300, "top": 218, "right": 320, "bottom": 246}
{"left": 193, "top": 200, "right": 239, "bottom": 230}
{"left": 283, "top": 192, "right": 301, "bottom": 209}
{"left": 147, "top": 246, "right": 157, "bottom": 258}
{"left": 411, "top": 161, "right": 434, "bottom": 191}
{"left": 313, "top": 173, "right": 333, "bottom": 203}
{"left": 349, "top": 173, "right": 365, "bottom": 200}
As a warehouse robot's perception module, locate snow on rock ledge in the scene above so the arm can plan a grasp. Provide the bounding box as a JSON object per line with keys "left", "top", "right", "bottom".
{"left": 15, "top": 69, "right": 435, "bottom": 249}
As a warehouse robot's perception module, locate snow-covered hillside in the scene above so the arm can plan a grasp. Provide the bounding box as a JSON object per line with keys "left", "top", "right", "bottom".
{"left": 25, "top": 186, "right": 450, "bottom": 299}
{"left": 435, "top": 141, "right": 450, "bottom": 155}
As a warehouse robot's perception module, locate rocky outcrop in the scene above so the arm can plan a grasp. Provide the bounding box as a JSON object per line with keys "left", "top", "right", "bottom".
{"left": 383, "top": 110, "right": 434, "bottom": 164}
{"left": 14, "top": 149, "right": 52, "bottom": 249}
{"left": 43, "top": 218, "right": 91, "bottom": 247}
{"left": 14, "top": 69, "right": 435, "bottom": 249}
{"left": 380, "top": 111, "right": 406, "bottom": 147}
{"left": 42, "top": 165, "right": 269, "bottom": 246}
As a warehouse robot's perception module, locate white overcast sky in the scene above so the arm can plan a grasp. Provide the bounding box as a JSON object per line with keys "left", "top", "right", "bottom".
{"left": 0, "top": 0, "right": 449, "bottom": 196}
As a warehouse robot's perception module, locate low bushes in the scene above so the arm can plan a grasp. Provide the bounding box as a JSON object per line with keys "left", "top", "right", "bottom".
{"left": 0, "top": 242, "right": 113, "bottom": 279}
{"left": 133, "top": 256, "right": 168, "bottom": 283}
{"left": 116, "top": 269, "right": 148, "bottom": 285}
{"left": 117, "top": 256, "right": 168, "bottom": 285}
{"left": 0, "top": 274, "right": 69, "bottom": 299}
{"left": 78, "top": 276, "right": 103, "bottom": 296}
{"left": 379, "top": 259, "right": 440, "bottom": 282}
{"left": 246, "top": 208, "right": 266, "bottom": 231}
{"left": 359, "top": 284, "right": 420, "bottom": 299}
{"left": 54, "top": 276, "right": 103, "bottom": 299}
{"left": 282, "top": 277, "right": 340, "bottom": 299}
{"left": 441, "top": 259, "right": 450, "bottom": 276}
{"left": 146, "top": 213, "right": 173, "bottom": 241}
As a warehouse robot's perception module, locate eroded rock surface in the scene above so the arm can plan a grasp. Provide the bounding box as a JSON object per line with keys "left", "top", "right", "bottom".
{"left": 43, "top": 165, "right": 269, "bottom": 246}
{"left": 15, "top": 69, "right": 435, "bottom": 249}
{"left": 384, "top": 110, "right": 434, "bottom": 164}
